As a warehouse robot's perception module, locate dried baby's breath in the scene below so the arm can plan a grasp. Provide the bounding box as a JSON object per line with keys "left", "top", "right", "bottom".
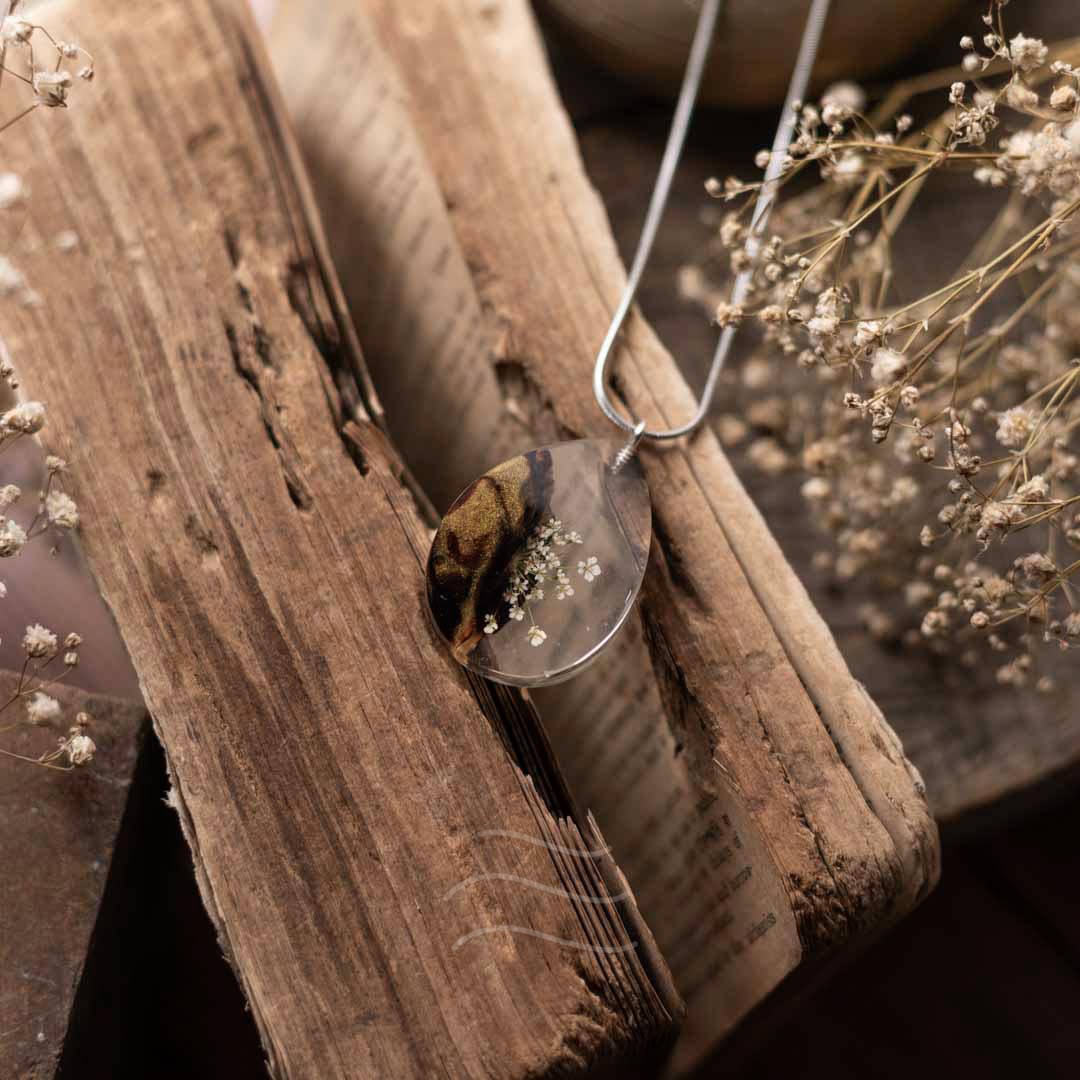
{"left": 688, "top": 1, "right": 1080, "bottom": 685}
{"left": 485, "top": 517, "right": 600, "bottom": 648}
{"left": 0, "top": 2, "right": 96, "bottom": 770}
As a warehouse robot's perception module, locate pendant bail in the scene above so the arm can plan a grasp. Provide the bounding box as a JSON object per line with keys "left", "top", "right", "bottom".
{"left": 610, "top": 419, "right": 647, "bottom": 474}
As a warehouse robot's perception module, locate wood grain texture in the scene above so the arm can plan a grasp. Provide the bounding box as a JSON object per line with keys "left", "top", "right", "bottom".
{"left": 1, "top": 1, "right": 679, "bottom": 1076}
{"left": 273, "top": 0, "right": 939, "bottom": 1018}
{"left": 0, "top": 675, "right": 146, "bottom": 1079}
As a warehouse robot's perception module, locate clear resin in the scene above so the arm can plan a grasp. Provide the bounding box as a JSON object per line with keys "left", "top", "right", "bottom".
{"left": 426, "top": 439, "right": 651, "bottom": 687}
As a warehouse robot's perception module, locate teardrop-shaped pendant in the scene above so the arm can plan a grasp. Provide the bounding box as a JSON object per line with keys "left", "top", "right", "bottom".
{"left": 426, "top": 439, "right": 651, "bottom": 687}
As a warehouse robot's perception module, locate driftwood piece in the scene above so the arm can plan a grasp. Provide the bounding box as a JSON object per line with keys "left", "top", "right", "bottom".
{"left": 0, "top": 675, "right": 147, "bottom": 1079}
{"left": 273, "top": 0, "right": 940, "bottom": 1072}
{"left": 4, "top": 0, "right": 680, "bottom": 1076}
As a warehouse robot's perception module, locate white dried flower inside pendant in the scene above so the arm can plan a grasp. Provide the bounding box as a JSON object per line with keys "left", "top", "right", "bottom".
{"left": 476, "top": 516, "right": 603, "bottom": 654}
{"left": 426, "top": 440, "right": 650, "bottom": 686}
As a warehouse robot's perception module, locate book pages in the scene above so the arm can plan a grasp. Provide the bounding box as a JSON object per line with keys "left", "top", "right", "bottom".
{"left": 536, "top": 619, "right": 801, "bottom": 1075}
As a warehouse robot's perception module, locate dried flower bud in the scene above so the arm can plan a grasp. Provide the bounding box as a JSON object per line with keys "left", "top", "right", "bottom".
{"left": 870, "top": 347, "right": 906, "bottom": 385}
{"left": 995, "top": 405, "right": 1034, "bottom": 448}
{"left": 26, "top": 692, "right": 61, "bottom": 725}
{"left": 45, "top": 455, "right": 67, "bottom": 473}
{"left": 807, "top": 314, "right": 838, "bottom": 339}
{"left": 22, "top": 623, "right": 58, "bottom": 659}
{"left": 65, "top": 731, "right": 96, "bottom": 766}
{"left": 64, "top": 632, "right": 83, "bottom": 649}
{"left": 821, "top": 80, "right": 865, "bottom": 114}
{"left": 1003, "top": 81, "right": 1039, "bottom": 110}
{"left": 1009, "top": 34, "right": 1048, "bottom": 72}
{"left": 801, "top": 477, "right": 831, "bottom": 501}
{"left": 714, "top": 302, "right": 744, "bottom": 329}
{"left": 1050, "top": 85, "right": 1078, "bottom": 111}
{"left": 0, "top": 519, "right": 27, "bottom": 557}
{"left": 970, "top": 611, "right": 990, "bottom": 630}
{"left": 718, "top": 216, "right": 742, "bottom": 248}
{"left": 2, "top": 400, "right": 45, "bottom": 434}
{"left": 852, "top": 320, "right": 882, "bottom": 349}
{"left": 0, "top": 16, "right": 32, "bottom": 44}
{"left": 44, "top": 490, "right": 78, "bottom": 529}
{"left": 33, "top": 69, "right": 72, "bottom": 107}
{"left": 64, "top": 650, "right": 79, "bottom": 667}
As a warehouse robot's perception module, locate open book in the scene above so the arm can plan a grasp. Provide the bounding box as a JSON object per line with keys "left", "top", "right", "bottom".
{"left": 270, "top": 0, "right": 939, "bottom": 1075}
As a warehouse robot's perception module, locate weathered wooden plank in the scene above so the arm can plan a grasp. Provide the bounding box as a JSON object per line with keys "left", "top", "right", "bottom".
{"left": 1, "top": 0, "right": 679, "bottom": 1076}
{"left": 0, "top": 674, "right": 147, "bottom": 1079}
{"left": 272, "top": 0, "right": 939, "bottom": 1071}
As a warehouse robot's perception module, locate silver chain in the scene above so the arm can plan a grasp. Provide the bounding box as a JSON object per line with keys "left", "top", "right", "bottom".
{"left": 593, "top": 0, "right": 833, "bottom": 443}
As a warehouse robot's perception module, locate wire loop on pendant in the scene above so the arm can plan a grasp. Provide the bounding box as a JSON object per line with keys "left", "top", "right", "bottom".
{"left": 610, "top": 419, "right": 647, "bottom": 474}
{"left": 592, "top": 0, "right": 833, "bottom": 443}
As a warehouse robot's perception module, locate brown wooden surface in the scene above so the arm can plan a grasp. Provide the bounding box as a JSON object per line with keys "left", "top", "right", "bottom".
{"left": 0, "top": 674, "right": 147, "bottom": 1079}
{"left": 16, "top": 3, "right": 1078, "bottom": 1077}
{"left": 274, "top": 0, "right": 938, "bottom": 1071}
{"left": 555, "top": 0, "right": 1080, "bottom": 824}
{"left": 1, "top": 1, "right": 680, "bottom": 1077}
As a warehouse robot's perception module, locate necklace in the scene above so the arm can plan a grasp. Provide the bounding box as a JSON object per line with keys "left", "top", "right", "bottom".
{"left": 426, "top": 0, "right": 832, "bottom": 687}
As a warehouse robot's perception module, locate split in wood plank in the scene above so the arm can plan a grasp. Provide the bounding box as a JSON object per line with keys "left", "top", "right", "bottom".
{"left": 2, "top": 0, "right": 681, "bottom": 1076}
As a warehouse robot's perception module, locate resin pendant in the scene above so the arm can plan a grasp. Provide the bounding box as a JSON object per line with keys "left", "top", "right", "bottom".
{"left": 426, "top": 439, "right": 651, "bottom": 687}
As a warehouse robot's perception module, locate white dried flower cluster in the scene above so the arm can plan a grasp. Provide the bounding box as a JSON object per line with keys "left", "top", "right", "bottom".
{"left": 63, "top": 728, "right": 96, "bottom": 766}
{"left": 0, "top": 5, "right": 96, "bottom": 774}
{"left": 22, "top": 622, "right": 58, "bottom": 658}
{"left": 483, "top": 517, "right": 599, "bottom": 648}
{"left": 0, "top": 10, "right": 95, "bottom": 106}
{"left": 45, "top": 489, "right": 78, "bottom": 529}
{"left": 26, "top": 691, "right": 60, "bottom": 725}
{"left": 0, "top": 518, "right": 26, "bottom": 557}
{"left": 0, "top": 403, "right": 81, "bottom": 557}
{"left": 33, "top": 711, "right": 97, "bottom": 768}
{"left": 2, "top": 399, "right": 45, "bottom": 434}
{"left": 0, "top": 627, "right": 94, "bottom": 768}
{"left": 994, "top": 406, "right": 1034, "bottom": 449}
{"left": 688, "top": 6, "right": 1080, "bottom": 687}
